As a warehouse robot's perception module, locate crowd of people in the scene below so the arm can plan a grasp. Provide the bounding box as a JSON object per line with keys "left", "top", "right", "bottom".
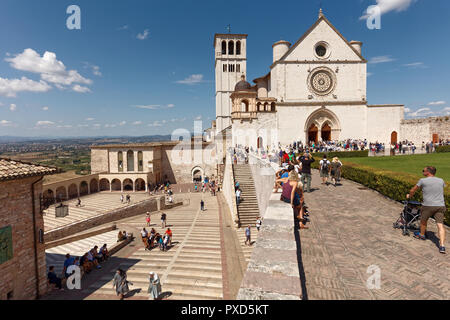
{"left": 140, "top": 226, "right": 173, "bottom": 252}
{"left": 47, "top": 244, "right": 110, "bottom": 291}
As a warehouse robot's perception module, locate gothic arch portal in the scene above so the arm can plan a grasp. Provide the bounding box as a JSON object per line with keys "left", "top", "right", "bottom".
{"left": 304, "top": 108, "right": 341, "bottom": 143}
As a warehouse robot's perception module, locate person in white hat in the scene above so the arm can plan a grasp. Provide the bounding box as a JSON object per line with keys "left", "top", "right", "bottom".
{"left": 148, "top": 272, "right": 162, "bottom": 300}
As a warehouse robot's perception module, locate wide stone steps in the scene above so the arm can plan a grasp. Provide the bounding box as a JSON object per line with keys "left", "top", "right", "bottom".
{"left": 233, "top": 163, "right": 260, "bottom": 227}
{"left": 45, "top": 193, "right": 224, "bottom": 300}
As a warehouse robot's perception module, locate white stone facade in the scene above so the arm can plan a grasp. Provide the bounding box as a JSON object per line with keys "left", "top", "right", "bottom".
{"left": 215, "top": 11, "right": 418, "bottom": 149}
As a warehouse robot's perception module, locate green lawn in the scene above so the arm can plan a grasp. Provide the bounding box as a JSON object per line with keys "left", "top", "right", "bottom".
{"left": 343, "top": 153, "right": 450, "bottom": 182}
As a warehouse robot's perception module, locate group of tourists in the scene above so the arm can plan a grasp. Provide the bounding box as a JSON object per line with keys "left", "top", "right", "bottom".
{"left": 141, "top": 227, "right": 173, "bottom": 251}
{"left": 120, "top": 194, "right": 131, "bottom": 204}
{"left": 48, "top": 245, "right": 110, "bottom": 290}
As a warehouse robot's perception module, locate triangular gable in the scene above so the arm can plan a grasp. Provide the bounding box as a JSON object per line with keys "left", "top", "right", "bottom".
{"left": 275, "top": 14, "right": 367, "bottom": 64}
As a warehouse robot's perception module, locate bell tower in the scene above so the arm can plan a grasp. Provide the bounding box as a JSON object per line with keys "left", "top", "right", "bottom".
{"left": 214, "top": 33, "right": 248, "bottom": 133}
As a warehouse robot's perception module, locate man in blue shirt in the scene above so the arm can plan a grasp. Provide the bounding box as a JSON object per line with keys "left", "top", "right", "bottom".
{"left": 63, "top": 253, "right": 75, "bottom": 278}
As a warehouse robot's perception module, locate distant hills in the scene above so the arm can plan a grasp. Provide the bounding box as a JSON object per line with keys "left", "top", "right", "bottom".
{"left": 0, "top": 135, "right": 173, "bottom": 144}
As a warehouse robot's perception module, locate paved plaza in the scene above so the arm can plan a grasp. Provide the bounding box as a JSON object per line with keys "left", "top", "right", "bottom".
{"left": 43, "top": 192, "right": 155, "bottom": 230}
{"left": 43, "top": 193, "right": 259, "bottom": 300}
{"left": 300, "top": 171, "right": 450, "bottom": 300}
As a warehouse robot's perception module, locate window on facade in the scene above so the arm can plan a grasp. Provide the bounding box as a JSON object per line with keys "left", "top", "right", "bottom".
{"left": 228, "top": 41, "right": 234, "bottom": 55}
{"left": 315, "top": 45, "right": 327, "bottom": 57}
{"left": 138, "top": 151, "right": 143, "bottom": 172}
{"left": 223, "top": 64, "right": 227, "bottom": 72}
{"left": 127, "top": 150, "right": 134, "bottom": 172}
{"left": 237, "top": 64, "right": 240, "bottom": 72}
{"left": 118, "top": 151, "right": 123, "bottom": 172}
{"left": 236, "top": 41, "right": 241, "bottom": 55}
{"left": 241, "top": 100, "right": 249, "bottom": 112}
{"left": 271, "top": 102, "right": 276, "bottom": 112}
{"left": 221, "top": 41, "right": 227, "bottom": 54}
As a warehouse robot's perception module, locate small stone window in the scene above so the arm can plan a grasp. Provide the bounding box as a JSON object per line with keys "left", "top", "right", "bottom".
{"left": 315, "top": 45, "right": 327, "bottom": 57}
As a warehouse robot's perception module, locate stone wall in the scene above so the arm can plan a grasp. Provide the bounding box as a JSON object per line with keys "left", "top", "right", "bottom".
{"left": 400, "top": 116, "right": 450, "bottom": 145}
{"left": 0, "top": 177, "right": 47, "bottom": 300}
{"left": 238, "top": 156, "right": 302, "bottom": 300}
{"left": 44, "top": 196, "right": 164, "bottom": 242}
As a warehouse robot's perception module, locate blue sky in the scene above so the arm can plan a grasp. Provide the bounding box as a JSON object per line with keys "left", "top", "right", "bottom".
{"left": 0, "top": 0, "right": 449, "bottom": 137}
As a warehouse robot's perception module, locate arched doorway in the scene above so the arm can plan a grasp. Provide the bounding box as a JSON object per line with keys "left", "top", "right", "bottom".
{"left": 135, "top": 178, "right": 146, "bottom": 191}
{"left": 111, "top": 179, "right": 122, "bottom": 191}
{"left": 123, "top": 179, "right": 133, "bottom": 191}
{"left": 321, "top": 123, "right": 332, "bottom": 142}
{"left": 432, "top": 134, "right": 439, "bottom": 143}
{"left": 99, "top": 178, "right": 110, "bottom": 191}
{"left": 43, "top": 189, "right": 55, "bottom": 206}
{"left": 90, "top": 179, "right": 99, "bottom": 193}
{"left": 257, "top": 137, "right": 263, "bottom": 149}
{"left": 55, "top": 186, "right": 67, "bottom": 202}
{"left": 79, "top": 181, "right": 89, "bottom": 196}
{"left": 68, "top": 184, "right": 78, "bottom": 199}
{"left": 391, "top": 131, "right": 398, "bottom": 144}
{"left": 308, "top": 124, "right": 318, "bottom": 144}
{"left": 192, "top": 167, "right": 204, "bottom": 183}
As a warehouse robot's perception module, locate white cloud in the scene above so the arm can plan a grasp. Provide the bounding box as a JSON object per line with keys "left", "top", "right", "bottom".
{"left": 36, "top": 120, "right": 55, "bottom": 127}
{"left": 134, "top": 104, "right": 175, "bottom": 110}
{"left": 42, "top": 106, "right": 49, "bottom": 111}
{"left": 368, "top": 55, "right": 395, "bottom": 64}
{"left": 78, "top": 124, "right": 89, "bottom": 128}
{"left": 0, "top": 120, "right": 13, "bottom": 126}
{"left": 407, "top": 107, "right": 433, "bottom": 118}
{"left": 93, "top": 124, "right": 101, "bottom": 127}
{"left": 56, "top": 124, "right": 72, "bottom": 128}
{"left": 428, "top": 101, "right": 446, "bottom": 106}
{"left": 119, "top": 121, "right": 126, "bottom": 126}
{"left": 361, "top": 0, "right": 416, "bottom": 19}
{"left": 118, "top": 25, "right": 129, "bottom": 31}
{"left": 195, "top": 115, "right": 202, "bottom": 120}
{"left": 133, "top": 121, "right": 142, "bottom": 125}
{"left": 0, "top": 76, "right": 51, "bottom": 97}
{"left": 72, "top": 84, "right": 91, "bottom": 93}
{"left": 403, "top": 62, "right": 425, "bottom": 68}
{"left": 9, "top": 104, "right": 16, "bottom": 111}
{"left": 85, "top": 117, "right": 95, "bottom": 121}
{"left": 6, "top": 48, "right": 92, "bottom": 90}
{"left": 137, "top": 29, "right": 149, "bottom": 40}
{"left": 404, "top": 107, "right": 411, "bottom": 113}
{"left": 176, "top": 74, "right": 206, "bottom": 85}
{"left": 148, "top": 121, "right": 163, "bottom": 127}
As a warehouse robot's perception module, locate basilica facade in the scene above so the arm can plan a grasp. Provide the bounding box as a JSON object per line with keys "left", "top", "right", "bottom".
{"left": 214, "top": 10, "right": 406, "bottom": 149}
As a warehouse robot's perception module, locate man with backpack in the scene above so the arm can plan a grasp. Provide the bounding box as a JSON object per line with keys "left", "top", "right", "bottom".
{"left": 319, "top": 155, "right": 331, "bottom": 185}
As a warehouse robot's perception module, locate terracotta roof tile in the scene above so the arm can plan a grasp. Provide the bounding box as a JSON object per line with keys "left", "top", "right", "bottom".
{"left": 0, "top": 158, "right": 58, "bottom": 181}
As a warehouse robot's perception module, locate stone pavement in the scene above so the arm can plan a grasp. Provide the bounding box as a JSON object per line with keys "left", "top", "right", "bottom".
{"left": 301, "top": 171, "right": 450, "bottom": 300}
{"left": 43, "top": 193, "right": 155, "bottom": 230}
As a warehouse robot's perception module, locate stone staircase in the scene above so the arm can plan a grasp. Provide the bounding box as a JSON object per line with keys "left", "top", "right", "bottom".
{"left": 233, "top": 164, "right": 260, "bottom": 227}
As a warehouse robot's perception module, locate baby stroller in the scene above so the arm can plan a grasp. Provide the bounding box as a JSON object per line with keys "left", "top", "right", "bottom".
{"left": 393, "top": 200, "right": 421, "bottom": 236}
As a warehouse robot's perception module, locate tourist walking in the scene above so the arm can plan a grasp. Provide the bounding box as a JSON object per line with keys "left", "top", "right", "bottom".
{"left": 148, "top": 272, "right": 162, "bottom": 300}
{"left": 319, "top": 155, "right": 331, "bottom": 185}
{"left": 408, "top": 166, "right": 447, "bottom": 254}
{"left": 330, "top": 157, "right": 342, "bottom": 186}
{"left": 200, "top": 199, "right": 205, "bottom": 211}
{"left": 236, "top": 188, "right": 241, "bottom": 205}
{"left": 161, "top": 212, "right": 167, "bottom": 228}
{"left": 126, "top": 194, "right": 131, "bottom": 204}
{"left": 120, "top": 194, "right": 124, "bottom": 203}
{"left": 299, "top": 153, "right": 315, "bottom": 193}
{"left": 245, "top": 225, "right": 252, "bottom": 246}
{"left": 75, "top": 197, "right": 81, "bottom": 207}
{"left": 112, "top": 269, "right": 130, "bottom": 300}
{"left": 256, "top": 217, "right": 262, "bottom": 232}
{"left": 146, "top": 212, "right": 151, "bottom": 226}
